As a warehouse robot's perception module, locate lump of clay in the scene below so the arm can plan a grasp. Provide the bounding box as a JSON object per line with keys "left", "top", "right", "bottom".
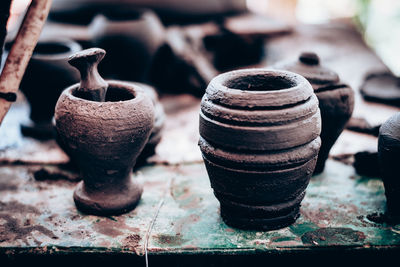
{"left": 360, "top": 72, "right": 400, "bottom": 107}
{"left": 199, "top": 69, "right": 321, "bottom": 230}
{"left": 274, "top": 52, "right": 354, "bottom": 174}
{"left": 55, "top": 48, "right": 155, "bottom": 215}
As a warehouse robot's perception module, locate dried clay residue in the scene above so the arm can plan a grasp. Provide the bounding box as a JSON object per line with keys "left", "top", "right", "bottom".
{"left": 0, "top": 201, "right": 57, "bottom": 244}
{"left": 301, "top": 227, "right": 366, "bottom": 246}
{"left": 122, "top": 234, "right": 142, "bottom": 251}
{"left": 92, "top": 217, "right": 140, "bottom": 238}
{"left": 155, "top": 234, "right": 187, "bottom": 246}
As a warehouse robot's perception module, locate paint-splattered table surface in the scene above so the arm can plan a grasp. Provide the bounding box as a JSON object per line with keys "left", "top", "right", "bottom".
{"left": 1, "top": 21, "right": 400, "bottom": 265}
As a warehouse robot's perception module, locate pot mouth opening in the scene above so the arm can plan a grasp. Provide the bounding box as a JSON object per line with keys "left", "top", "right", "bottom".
{"left": 72, "top": 85, "right": 135, "bottom": 102}
{"left": 34, "top": 42, "right": 71, "bottom": 55}
{"left": 224, "top": 74, "right": 296, "bottom": 91}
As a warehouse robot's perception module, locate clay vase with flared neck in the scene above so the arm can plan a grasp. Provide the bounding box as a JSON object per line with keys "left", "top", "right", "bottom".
{"left": 378, "top": 113, "right": 400, "bottom": 220}
{"left": 274, "top": 52, "right": 354, "bottom": 175}
{"left": 55, "top": 48, "right": 154, "bottom": 215}
{"left": 19, "top": 39, "right": 81, "bottom": 139}
{"left": 199, "top": 69, "right": 321, "bottom": 230}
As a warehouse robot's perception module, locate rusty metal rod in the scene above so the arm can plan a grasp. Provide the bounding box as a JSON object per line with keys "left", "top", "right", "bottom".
{"left": 0, "top": 0, "right": 52, "bottom": 126}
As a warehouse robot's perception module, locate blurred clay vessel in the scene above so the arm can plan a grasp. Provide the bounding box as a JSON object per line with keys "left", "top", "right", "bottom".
{"left": 19, "top": 39, "right": 81, "bottom": 139}
{"left": 274, "top": 52, "right": 354, "bottom": 174}
{"left": 378, "top": 113, "right": 400, "bottom": 220}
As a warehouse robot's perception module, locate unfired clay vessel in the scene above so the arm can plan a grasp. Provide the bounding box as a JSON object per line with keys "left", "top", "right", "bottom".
{"left": 274, "top": 52, "right": 354, "bottom": 174}
{"left": 90, "top": 8, "right": 165, "bottom": 82}
{"left": 199, "top": 69, "right": 321, "bottom": 230}
{"left": 19, "top": 39, "right": 81, "bottom": 139}
{"left": 378, "top": 113, "right": 400, "bottom": 219}
{"left": 55, "top": 48, "right": 154, "bottom": 215}
{"left": 120, "top": 81, "right": 165, "bottom": 166}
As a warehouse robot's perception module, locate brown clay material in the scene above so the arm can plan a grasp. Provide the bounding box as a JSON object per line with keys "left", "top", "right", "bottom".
{"left": 19, "top": 39, "right": 81, "bottom": 139}
{"left": 90, "top": 9, "right": 165, "bottom": 82}
{"left": 149, "top": 26, "right": 218, "bottom": 97}
{"left": 360, "top": 72, "right": 400, "bottom": 107}
{"left": 199, "top": 69, "right": 321, "bottom": 230}
{"left": 55, "top": 48, "right": 155, "bottom": 215}
{"left": 346, "top": 117, "right": 380, "bottom": 137}
{"left": 68, "top": 47, "right": 108, "bottom": 102}
{"left": 274, "top": 52, "right": 354, "bottom": 174}
{"left": 119, "top": 81, "right": 165, "bottom": 167}
{"left": 353, "top": 151, "right": 380, "bottom": 177}
{"left": 378, "top": 113, "right": 400, "bottom": 220}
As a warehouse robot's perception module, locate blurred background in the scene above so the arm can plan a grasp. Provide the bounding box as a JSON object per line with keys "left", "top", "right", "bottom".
{"left": 9, "top": 0, "right": 399, "bottom": 74}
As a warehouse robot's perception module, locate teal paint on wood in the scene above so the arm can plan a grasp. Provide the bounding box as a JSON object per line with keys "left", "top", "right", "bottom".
{"left": 0, "top": 159, "right": 399, "bottom": 257}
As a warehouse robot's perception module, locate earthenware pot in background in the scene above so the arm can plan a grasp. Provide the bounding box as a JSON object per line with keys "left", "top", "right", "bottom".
{"left": 89, "top": 8, "right": 165, "bottom": 82}
{"left": 19, "top": 39, "right": 81, "bottom": 139}
{"left": 55, "top": 48, "right": 154, "bottom": 215}
{"left": 199, "top": 69, "right": 321, "bottom": 230}
{"left": 274, "top": 52, "right": 354, "bottom": 174}
{"left": 378, "top": 113, "right": 400, "bottom": 219}
{"left": 50, "top": 0, "right": 247, "bottom": 24}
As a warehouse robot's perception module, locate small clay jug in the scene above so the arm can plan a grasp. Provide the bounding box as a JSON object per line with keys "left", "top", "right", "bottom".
{"left": 274, "top": 52, "right": 354, "bottom": 174}
{"left": 19, "top": 39, "right": 81, "bottom": 139}
{"left": 199, "top": 69, "right": 321, "bottom": 230}
{"left": 55, "top": 48, "right": 154, "bottom": 215}
{"left": 89, "top": 8, "right": 165, "bottom": 82}
{"left": 378, "top": 113, "right": 400, "bottom": 219}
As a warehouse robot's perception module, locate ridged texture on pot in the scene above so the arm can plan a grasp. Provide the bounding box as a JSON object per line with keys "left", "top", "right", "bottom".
{"left": 199, "top": 69, "right": 321, "bottom": 230}
{"left": 378, "top": 113, "right": 400, "bottom": 216}
{"left": 55, "top": 81, "right": 154, "bottom": 215}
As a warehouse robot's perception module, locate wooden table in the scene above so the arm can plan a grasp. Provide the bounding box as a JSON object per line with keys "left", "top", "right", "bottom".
{"left": 1, "top": 21, "right": 399, "bottom": 265}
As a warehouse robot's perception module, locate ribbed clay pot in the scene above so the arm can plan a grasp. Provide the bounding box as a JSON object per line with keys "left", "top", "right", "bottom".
{"left": 55, "top": 48, "right": 154, "bottom": 215}
{"left": 274, "top": 52, "right": 354, "bottom": 174}
{"left": 19, "top": 39, "right": 81, "bottom": 139}
{"left": 90, "top": 8, "right": 165, "bottom": 81}
{"left": 378, "top": 113, "right": 400, "bottom": 219}
{"left": 199, "top": 69, "right": 321, "bottom": 230}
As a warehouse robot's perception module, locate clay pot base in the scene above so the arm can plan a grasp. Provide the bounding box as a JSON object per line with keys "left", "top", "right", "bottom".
{"left": 216, "top": 191, "right": 305, "bottom": 231}
{"left": 20, "top": 121, "right": 55, "bottom": 140}
{"left": 73, "top": 179, "right": 143, "bottom": 216}
{"left": 221, "top": 206, "right": 300, "bottom": 231}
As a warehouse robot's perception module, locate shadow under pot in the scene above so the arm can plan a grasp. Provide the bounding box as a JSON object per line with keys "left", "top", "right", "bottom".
{"left": 273, "top": 52, "right": 354, "bottom": 175}
{"left": 19, "top": 39, "right": 81, "bottom": 139}
{"left": 55, "top": 81, "right": 155, "bottom": 215}
{"left": 199, "top": 69, "right": 322, "bottom": 230}
{"left": 89, "top": 8, "right": 165, "bottom": 82}
{"left": 378, "top": 112, "right": 400, "bottom": 221}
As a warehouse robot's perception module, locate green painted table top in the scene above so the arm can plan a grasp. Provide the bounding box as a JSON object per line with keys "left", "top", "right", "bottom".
{"left": 0, "top": 159, "right": 399, "bottom": 256}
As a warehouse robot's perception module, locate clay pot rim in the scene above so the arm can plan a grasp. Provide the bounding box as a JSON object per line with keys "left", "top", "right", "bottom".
{"left": 90, "top": 8, "right": 153, "bottom": 24}
{"left": 63, "top": 80, "right": 145, "bottom": 105}
{"left": 31, "top": 38, "right": 82, "bottom": 61}
{"left": 206, "top": 69, "right": 313, "bottom": 108}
